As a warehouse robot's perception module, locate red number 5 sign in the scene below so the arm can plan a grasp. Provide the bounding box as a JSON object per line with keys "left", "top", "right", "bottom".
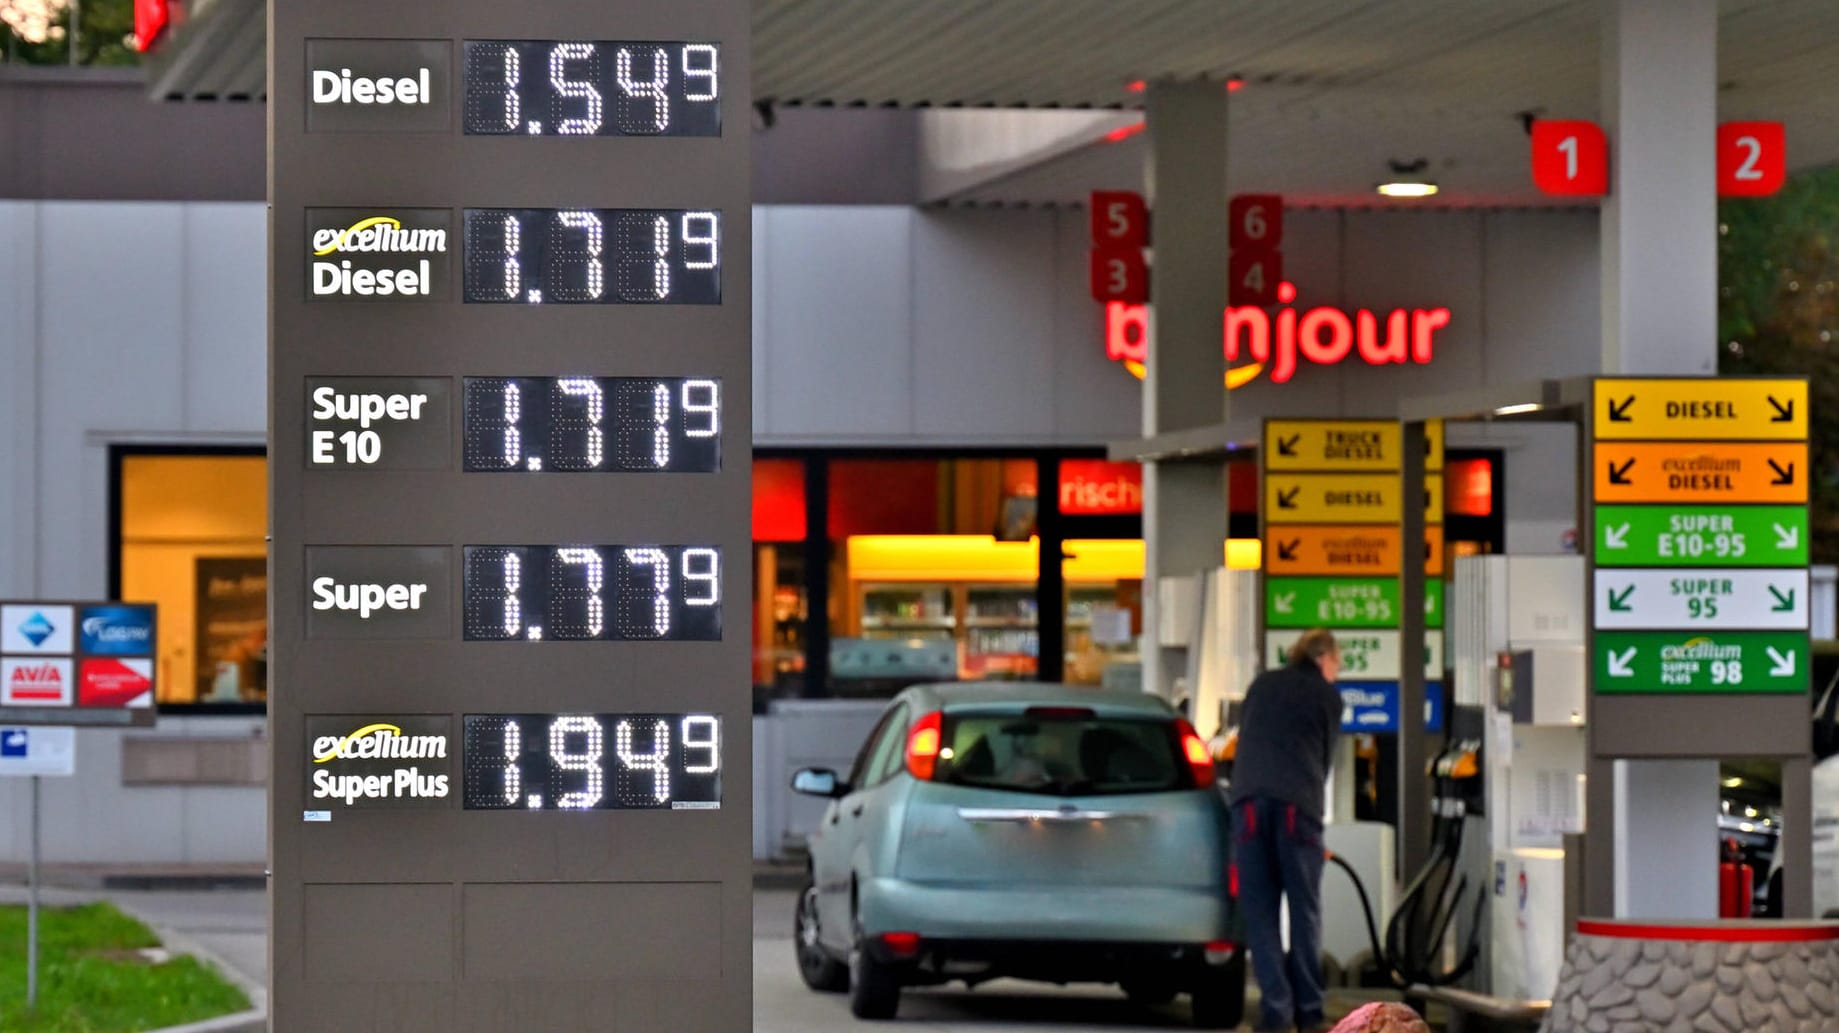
{"left": 1718, "top": 122, "right": 1785, "bottom": 197}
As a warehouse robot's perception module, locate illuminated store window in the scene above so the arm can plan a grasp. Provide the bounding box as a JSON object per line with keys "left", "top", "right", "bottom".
{"left": 113, "top": 450, "right": 267, "bottom": 708}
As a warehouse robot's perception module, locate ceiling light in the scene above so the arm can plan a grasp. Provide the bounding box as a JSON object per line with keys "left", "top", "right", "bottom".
{"left": 1492, "top": 403, "right": 1542, "bottom": 416}
{"left": 1378, "top": 181, "right": 1439, "bottom": 198}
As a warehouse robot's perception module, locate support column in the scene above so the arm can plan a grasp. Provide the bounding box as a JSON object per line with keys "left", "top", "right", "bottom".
{"left": 1140, "top": 80, "right": 1229, "bottom": 702}
{"left": 1587, "top": 0, "right": 1722, "bottom": 920}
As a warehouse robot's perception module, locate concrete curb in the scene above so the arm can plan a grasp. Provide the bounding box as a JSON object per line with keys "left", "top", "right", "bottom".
{"left": 110, "top": 899, "right": 269, "bottom": 1033}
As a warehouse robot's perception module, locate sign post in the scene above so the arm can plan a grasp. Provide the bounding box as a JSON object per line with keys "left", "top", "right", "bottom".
{"left": 1584, "top": 377, "right": 1813, "bottom": 915}
{"left": 1261, "top": 420, "right": 1444, "bottom": 733}
{"left": 269, "top": 1, "right": 751, "bottom": 1029}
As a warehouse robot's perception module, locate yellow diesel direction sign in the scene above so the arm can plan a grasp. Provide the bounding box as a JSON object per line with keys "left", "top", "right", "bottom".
{"left": 1594, "top": 378, "right": 1808, "bottom": 441}
{"left": 1263, "top": 419, "right": 1445, "bottom": 472}
{"left": 1265, "top": 421, "right": 1399, "bottom": 472}
{"left": 1265, "top": 473, "right": 1444, "bottom": 525}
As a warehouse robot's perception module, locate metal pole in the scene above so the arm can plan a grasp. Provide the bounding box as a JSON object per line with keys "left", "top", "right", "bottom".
{"left": 66, "top": 0, "right": 78, "bottom": 64}
{"left": 28, "top": 774, "right": 40, "bottom": 1008}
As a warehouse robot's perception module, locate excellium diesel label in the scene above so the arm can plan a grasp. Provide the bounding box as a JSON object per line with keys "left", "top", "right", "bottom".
{"left": 306, "top": 716, "right": 453, "bottom": 808}
{"left": 306, "top": 208, "right": 452, "bottom": 301}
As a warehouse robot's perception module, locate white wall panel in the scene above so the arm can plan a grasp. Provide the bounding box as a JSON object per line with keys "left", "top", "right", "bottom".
{"left": 0, "top": 203, "right": 38, "bottom": 597}
{"left": 182, "top": 204, "right": 266, "bottom": 433}
{"left": 37, "top": 203, "right": 187, "bottom": 597}
{"left": 760, "top": 206, "right": 913, "bottom": 440}
{"left": 1341, "top": 211, "right": 1487, "bottom": 414}
{"left": 1047, "top": 208, "right": 1138, "bottom": 441}
{"left": 911, "top": 210, "right": 1055, "bottom": 439}
{"left": 1485, "top": 210, "right": 1600, "bottom": 384}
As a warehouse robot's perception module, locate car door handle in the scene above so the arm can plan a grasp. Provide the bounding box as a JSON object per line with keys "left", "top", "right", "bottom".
{"left": 851, "top": 805, "right": 865, "bottom": 817}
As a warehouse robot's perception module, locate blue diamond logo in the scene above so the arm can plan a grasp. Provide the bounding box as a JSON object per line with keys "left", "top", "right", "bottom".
{"left": 18, "top": 612, "right": 53, "bottom": 648}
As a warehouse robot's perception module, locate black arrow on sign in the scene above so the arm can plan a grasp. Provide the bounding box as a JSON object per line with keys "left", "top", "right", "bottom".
{"left": 1769, "top": 459, "right": 1796, "bottom": 486}
{"left": 1770, "top": 396, "right": 1795, "bottom": 423}
{"left": 1278, "top": 539, "right": 1300, "bottom": 562}
{"left": 1277, "top": 487, "right": 1301, "bottom": 509}
{"left": 1607, "top": 396, "right": 1635, "bottom": 422}
{"left": 1278, "top": 434, "right": 1301, "bottom": 457}
{"left": 1608, "top": 458, "right": 1636, "bottom": 485}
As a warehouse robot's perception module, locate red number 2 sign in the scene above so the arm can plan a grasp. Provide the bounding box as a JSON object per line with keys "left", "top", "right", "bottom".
{"left": 1718, "top": 122, "right": 1785, "bottom": 197}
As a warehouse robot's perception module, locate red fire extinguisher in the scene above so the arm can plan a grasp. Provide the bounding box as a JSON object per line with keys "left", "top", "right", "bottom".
{"left": 1719, "top": 838, "right": 1753, "bottom": 919}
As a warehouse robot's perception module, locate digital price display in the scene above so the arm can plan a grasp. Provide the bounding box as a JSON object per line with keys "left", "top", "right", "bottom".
{"left": 463, "top": 208, "right": 720, "bottom": 305}
{"left": 463, "top": 376, "right": 720, "bottom": 472}
{"left": 462, "top": 713, "right": 721, "bottom": 810}
{"left": 463, "top": 545, "right": 722, "bottom": 641}
{"left": 463, "top": 41, "right": 721, "bottom": 137}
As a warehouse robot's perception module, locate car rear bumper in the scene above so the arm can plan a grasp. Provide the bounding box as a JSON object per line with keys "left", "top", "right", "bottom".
{"left": 859, "top": 877, "right": 1232, "bottom": 945}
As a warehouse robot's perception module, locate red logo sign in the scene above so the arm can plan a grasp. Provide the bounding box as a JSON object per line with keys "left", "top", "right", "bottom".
{"left": 1530, "top": 120, "right": 1609, "bottom": 197}
{"left": 1089, "top": 191, "right": 1148, "bottom": 248}
{"left": 1104, "top": 282, "right": 1450, "bottom": 388}
{"left": 1229, "top": 195, "right": 1284, "bottom": 251}
{"left": 1718, "top": 122, "right": 1785, "bottom": 197}
{"left": 2, "top": 659, "right": 72, "bottom": 706}
{"left": 1060, "top": 460, "right": 1143, "bottom": 515}
{"left": 80, "top": 658, "right": 155, "bottom": 708}
{"left": 1090, "top": 247, "right": 1149, "bottom": 304}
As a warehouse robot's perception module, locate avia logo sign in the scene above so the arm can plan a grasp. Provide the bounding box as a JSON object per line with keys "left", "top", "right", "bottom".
{"left": 1104, "top": 282, "right": 1450, "bottom": 388}
{"left": 1, "top": 658, "right": 72, "bottom": 707}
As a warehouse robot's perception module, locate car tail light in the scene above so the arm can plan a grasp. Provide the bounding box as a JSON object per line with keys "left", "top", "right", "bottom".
{"left": 881, "top": 931, "right": 922, "bottom": 958}
{"left": 906, "top": 711, "right": 944, "bottom": 780}
{"left": 1176, "top": 718, "right": 1214, "bottom": 787}
{"left": 1203, "top": 940, "right": 1237, "bottom": 965}
{"left": 1228, "top": 862, "right": 1240, "bottom": 899}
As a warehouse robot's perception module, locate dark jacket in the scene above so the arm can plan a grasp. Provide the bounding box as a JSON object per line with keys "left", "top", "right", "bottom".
{"left": 1226, "top": 659, "right": 1342, "bottom": 821}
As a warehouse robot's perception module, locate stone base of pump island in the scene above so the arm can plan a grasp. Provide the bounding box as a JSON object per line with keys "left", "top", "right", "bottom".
{"left": 1540, "top": 921, "right": 1839, "bottom": 1033}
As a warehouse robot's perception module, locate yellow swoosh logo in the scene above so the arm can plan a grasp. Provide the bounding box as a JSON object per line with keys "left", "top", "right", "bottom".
{"left": 1124, "top": 361, "right": 1265, "bottom": 390}
{"left": 313, "top": 722, "right": 401, "bottom": 763}
{"left": 313, "top": 216, "right": 403, "bottom": 257}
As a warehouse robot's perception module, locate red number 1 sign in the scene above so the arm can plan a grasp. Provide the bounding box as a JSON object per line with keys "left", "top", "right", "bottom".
{"left": 1530, "top": 120, "right": 1609, "bottom": 196}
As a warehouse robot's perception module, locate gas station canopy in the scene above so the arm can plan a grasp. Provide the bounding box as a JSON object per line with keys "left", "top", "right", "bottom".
{"left": 151, "top": 0, "right": 1839, "bottom": 206}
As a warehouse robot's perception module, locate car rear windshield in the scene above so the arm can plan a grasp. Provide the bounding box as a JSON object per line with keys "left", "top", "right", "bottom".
{"left": 935, "top": 710, "right": 1185, "bottom": 796}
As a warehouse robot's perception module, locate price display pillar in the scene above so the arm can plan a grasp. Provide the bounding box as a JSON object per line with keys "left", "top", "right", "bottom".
{"left": 268, "top": 0, "right": 751, "bottom": 1028}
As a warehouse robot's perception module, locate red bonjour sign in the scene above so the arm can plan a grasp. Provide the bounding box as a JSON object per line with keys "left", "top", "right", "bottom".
{"left": 1089, "top": 191, "right": 1148, "bottom": 248}
{"left": 1060, "top": 460, "right": 1143, "bottom": 516}
{"left": 1530, "top": 120, "right": 1609, "bottom": 196}
{"left": 80, "top": 658, "right": 155, "bottom": 708}
{"left": 1104, "top": 281, "right": 1450, "bottom": 388}
{"left": 1718, "top": 122, "right": 1786, "bottom": 197}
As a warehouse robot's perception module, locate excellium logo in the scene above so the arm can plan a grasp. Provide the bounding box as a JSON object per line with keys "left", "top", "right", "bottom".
{"left": 306, "top": 208, "right": 451, "bottom": 300}
{"left": 307, "top": 717, "right": 452, "bottom": 808}
{"left": 1104, "top": 281, "right": 1451, "bottom": 388}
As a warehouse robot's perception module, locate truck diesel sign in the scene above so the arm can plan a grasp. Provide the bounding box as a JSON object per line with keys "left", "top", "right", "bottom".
{"left": 270, "top": 0, "right": 751, "bottom": 1029}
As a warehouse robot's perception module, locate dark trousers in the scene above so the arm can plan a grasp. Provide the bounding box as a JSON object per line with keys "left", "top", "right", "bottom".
{"left": 1233, "top": 796, "right": 1325, "bottom": 1031}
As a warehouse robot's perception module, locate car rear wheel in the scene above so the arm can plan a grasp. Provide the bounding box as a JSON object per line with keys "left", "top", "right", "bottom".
{"left": 1188, "top": 951, "right": 1247, "bottom": 1030}
{"left": 794, "top": 881, "right": 848, "bottom": 992}
{"left": 847, "top": 920, "right": 902, "bottom": 1020}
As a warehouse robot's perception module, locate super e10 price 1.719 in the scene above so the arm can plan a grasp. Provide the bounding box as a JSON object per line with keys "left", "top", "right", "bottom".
{"left": 464, "top": 376, "right": 719, "bottom": 473}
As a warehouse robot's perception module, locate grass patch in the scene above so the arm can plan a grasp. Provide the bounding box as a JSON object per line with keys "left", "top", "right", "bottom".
{"left": 0, "top": 902, "right": 248, "bottom": 1032}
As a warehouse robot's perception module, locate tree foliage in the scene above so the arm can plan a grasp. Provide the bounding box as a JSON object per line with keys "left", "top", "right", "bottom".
{"left": 3, "top": 0, "right": 137, "bottom": 66}
{"left": 1718, "top": 167, "right": 1839, "bottom": 562}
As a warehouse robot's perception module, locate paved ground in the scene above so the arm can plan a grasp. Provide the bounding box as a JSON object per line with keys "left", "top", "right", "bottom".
{"left": 0, "top": 883, "right": 1421, "bottom": 1031}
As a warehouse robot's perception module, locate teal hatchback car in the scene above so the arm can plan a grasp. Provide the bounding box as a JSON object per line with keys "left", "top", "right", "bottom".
{"left": 791, "top": 683, "right": 1244, "bottom": 1026}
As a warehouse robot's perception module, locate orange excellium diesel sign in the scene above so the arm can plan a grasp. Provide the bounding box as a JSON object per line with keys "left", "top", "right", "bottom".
{"left": 1104, "top": 282, "right": 1451, "bottom": 388}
